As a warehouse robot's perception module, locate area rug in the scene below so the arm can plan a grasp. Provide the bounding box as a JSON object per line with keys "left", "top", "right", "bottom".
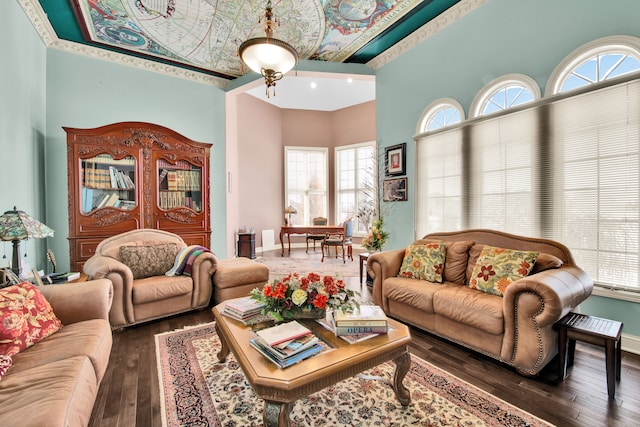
{"left": 156, "top": 322, "right": 553, "bottom": 427}
{"left": 255, "top": 255, "right": 360, "bottom": 277}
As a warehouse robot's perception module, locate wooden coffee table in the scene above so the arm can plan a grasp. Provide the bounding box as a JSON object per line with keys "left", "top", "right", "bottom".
{"left": 212, "top": 302, "right": 412, "bottom": 427}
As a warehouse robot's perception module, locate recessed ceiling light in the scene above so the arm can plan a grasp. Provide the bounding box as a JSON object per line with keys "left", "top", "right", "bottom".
{"left": 310, "top": 82, "right": 317, "bottom": 89}
{"left": 347, "top": 78, "right": 353, "bottom": 83}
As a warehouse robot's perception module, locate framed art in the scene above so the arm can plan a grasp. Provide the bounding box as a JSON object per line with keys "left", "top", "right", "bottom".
{"left": 383, "top": 177, "right": 408, "bottom": 202}
{"left": 385, "top": 143, "right": 406, "bottom": 176}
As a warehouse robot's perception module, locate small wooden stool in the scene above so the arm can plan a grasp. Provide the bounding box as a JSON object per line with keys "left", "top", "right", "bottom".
{"left": 557, "top": 312, "right": 623, "bottom": 398}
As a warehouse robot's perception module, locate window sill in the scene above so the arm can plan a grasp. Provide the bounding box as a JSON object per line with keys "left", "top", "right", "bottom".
{"left": 592, "top": 285, "right": 640, "bottom": 303}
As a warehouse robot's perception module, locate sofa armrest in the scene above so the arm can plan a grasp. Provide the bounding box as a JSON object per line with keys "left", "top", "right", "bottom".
{"left": 84, "top": 255, "right": 135, "bottom": 327}
{"left": 190, "top": 252, "right": 218, "bottom": 308}
{"left": 366, "top": 249, "right": 405, "bottom": 310}
{"left": 39, "top": 279, "right": 113, "bottom": 325}
{"left": 501, "top": 265, "right": 593, "bottom": 373}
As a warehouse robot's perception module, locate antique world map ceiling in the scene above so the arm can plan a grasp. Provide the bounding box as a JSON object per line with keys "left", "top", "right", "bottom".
{"left": 36, "top": 0, "right": 464, "bottom": 80}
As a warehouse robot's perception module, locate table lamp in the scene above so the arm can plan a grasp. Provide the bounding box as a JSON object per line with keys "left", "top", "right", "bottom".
{"left": 284, "top": 206, "right": 297, "bottom": 225}
{"left": 0, "top": 206, "right": 54, "bottom": 277}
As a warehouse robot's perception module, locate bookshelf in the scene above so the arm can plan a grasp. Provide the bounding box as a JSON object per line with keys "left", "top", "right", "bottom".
{"left": 65, "top": 122, "right": 212, "bottom": 271}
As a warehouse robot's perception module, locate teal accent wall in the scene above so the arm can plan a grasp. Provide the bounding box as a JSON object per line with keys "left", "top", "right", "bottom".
{"left": 376, "top": 0, "right": 640, "bottom": 333}
{"left": 0, "top": 2, "right": 48, "bottom": 273}
{"left": 44, "top": 50, "right": 227, "bottom": 269}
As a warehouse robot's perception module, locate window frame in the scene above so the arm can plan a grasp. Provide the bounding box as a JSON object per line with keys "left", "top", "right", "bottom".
{"left": 284, "top": 146, "right": 329, "bottom": 226}
{"left": 416, "top": 98, "right": 465, "bottom": 134}
{"left": 470, "top": 74, "right": 541, "bottom": 118}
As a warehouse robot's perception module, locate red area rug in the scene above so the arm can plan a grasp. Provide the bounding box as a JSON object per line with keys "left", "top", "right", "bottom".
{"left": 156, "top": 322, "right": 553, "bottom": 427}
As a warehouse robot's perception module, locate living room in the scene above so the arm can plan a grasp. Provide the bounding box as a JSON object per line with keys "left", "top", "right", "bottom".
{"left": 2, "top": 0, "right": 640, "bottom": 425}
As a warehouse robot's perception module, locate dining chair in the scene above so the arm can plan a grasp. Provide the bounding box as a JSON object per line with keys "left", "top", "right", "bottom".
{"left": 321, "top": 218, "right": 354, "bottom": 263}
{"left": 306, "top": 216, "right": 328, "bottom": 252}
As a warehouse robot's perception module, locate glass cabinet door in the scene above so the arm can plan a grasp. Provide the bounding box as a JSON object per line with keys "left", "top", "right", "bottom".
{"left": 157, "top": 159, "right": 202, "bottom": 212}
{"left": 81, "top": 154, "right": 137, "bottom": 213}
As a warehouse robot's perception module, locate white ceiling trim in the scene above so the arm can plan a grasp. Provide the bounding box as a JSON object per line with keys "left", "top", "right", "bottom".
{"left": 367, "top": 0, "right": 487, "bottom": 70}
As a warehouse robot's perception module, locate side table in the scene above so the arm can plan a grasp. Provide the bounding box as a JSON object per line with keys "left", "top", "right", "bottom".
{"left": 557, "top": 312, "right": 623, "bottom": 398}
{"left": 359, "top": 253, "right": 369, "bottom": 285}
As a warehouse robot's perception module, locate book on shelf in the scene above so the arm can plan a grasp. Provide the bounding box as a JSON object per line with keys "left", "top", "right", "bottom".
{"left": 333, "top": 305, "right": 388, "bottom": 327}
{"left": 255, "top": 320, "right": 312, "bottom": 347}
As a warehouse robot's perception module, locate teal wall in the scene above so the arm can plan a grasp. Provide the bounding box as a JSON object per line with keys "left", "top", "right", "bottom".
{"left": 0, "top": 1, "right": 48, "bottom": 273}
{"left": 44, "top": 50, "right": 227, "bottom": 270}
{"left": 376, "top": 0, "right": 640, "bottom": 333}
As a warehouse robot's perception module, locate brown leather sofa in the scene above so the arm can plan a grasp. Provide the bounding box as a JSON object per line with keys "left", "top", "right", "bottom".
{"left": 83, "top": 229, "right": 217, "bottom": 329}
{"left": 367, "top": 229, "right": 593, "bottom": 375}
{"left": 0, "top": 279, "right": 113, "bottom": 427}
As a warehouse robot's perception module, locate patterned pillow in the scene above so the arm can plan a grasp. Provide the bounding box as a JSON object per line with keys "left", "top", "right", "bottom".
{"left": 0, "top": 355, "right": 11, "bottom": 381}
{"left": 469, "top": 245, "right": 539, "bottom": 296}
{"left": 119, "top": 243, "right": 179, "bottom": 279}
{"left": 398, "top": 243, "right": 447, "bottom": 283}
{"left": 0, "top": 282, "right": 63, "bottom": 356}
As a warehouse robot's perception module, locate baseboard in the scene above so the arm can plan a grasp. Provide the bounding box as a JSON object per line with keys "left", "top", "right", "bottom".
{"left": 622, "top": 332, "right": 640, "bottom": 355}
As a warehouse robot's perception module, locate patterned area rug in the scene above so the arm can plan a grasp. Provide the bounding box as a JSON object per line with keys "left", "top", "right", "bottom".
{"left": 156, "top": 322, "right": 553, "bottom": 427}
{"left": 255, "top": 255, "right": 360, "bottom": 277}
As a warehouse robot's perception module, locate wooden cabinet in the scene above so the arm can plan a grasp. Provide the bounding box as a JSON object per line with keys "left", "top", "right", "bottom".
{"left": 65, "top": 122, "right": 212, "bottom": 271}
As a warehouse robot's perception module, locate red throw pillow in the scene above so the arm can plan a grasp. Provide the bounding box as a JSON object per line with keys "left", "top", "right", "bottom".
{"left": 0, "top": 282, "right": 63, "bottom": 356}
{"left": 0, "top": 355, "right": 11, "bottom": 381}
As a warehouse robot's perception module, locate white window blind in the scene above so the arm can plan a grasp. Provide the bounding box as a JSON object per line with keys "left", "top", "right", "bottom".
{"left": 552, "top": 81, "right": 640, "bottom": 290}
{"left": 336, "top": 142, "right": 375, "bottom": 234}
{"left": 284, "top": 147, "right": 328, "bottom": 226}
{"left": 415, "top": 128, "right": 463, "bottom": 238}
{"left": 469, "top": 108, "right": 538, "bottom": 237}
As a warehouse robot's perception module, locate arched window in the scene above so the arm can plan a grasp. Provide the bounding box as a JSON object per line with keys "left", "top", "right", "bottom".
{"left": 417, "top": 98, "right": 464, "bottom": 134}
{"left": 546, "top": 35, "right": 640, "bottom": 95}
{"left": 470, "top": 74, "right": 540, "bottom": 118}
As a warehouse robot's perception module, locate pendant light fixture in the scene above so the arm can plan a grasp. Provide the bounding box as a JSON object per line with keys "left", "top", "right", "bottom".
{"left": 238, "top": 0, "right": 298, "bottom": 98}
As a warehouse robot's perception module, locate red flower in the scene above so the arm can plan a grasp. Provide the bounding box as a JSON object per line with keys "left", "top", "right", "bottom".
{"left": 323, "top": 276, "right": 338, "bottom": 295}
{"left": 300, "top": 277, "right": 310, "bottom": 290}
{"left": 477, "top": 265, "right": 496, "bottom": 282}
{"left": 262, "top": 283, "right": 273, "bottom": 297}
{"left": 312, "top": 294, "right": 328, "bottom": 309}
{"left": 272, "top": 282, "right": 287, "bottom": 299}
{"left": 307, "top": 272, "right": 321, "bottom": 283}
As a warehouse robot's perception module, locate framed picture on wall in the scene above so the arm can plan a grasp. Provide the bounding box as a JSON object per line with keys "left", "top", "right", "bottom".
{"left": 385, "top": 143, "right": 406, "bottom": 176}
{"left": 383, "top": 177, "right": 408, "bottom": 202}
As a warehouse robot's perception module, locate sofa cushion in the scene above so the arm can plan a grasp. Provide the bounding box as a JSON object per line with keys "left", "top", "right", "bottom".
{"left": 469, "top": 245, "right": 538, "bottom": 296}
{"left": 0, "top": 356, "right": 98, "bottom": 427}
{"left": 8, "top": 319, "right": 112, "bottom": 383}
{"left": 119, "top": 243, "right": 179, "bottom": 279}
{"left": 384, "top": 277, "right": 458, "bottom": 313}
{"left": 0, "top": 282, "right": 63, "bottom": 356}
{"left": 0, "top": 355, "right": 11, "bottom": 381}
{"left": 132, "top": 275, "right": 193, "bottom": 304}
{"left": 433, "top": 286, "right": 505, "bottom": 335}
{"left": 532, "top": 252, "right": 564, "bottom": 274}
{"left": 416, "top": 239, "right": 475, "bottom": 284}
{"left": 398, "top": 243, "right": 447, "bottom": 282}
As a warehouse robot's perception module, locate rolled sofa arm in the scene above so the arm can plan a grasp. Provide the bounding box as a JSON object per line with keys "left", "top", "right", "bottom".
{"left": 84, "top": 255, "right": 134, "bottom": 328}
{"left": 190, "top": 252, "right": 218, "bottom": 308}
{"left": 501, "top": 265, "right": 593, "bottom": 374}
{"left": 367, "top": 249, "right": 405, "bottom": 310}
{"left": 39, "top": 279, "right": 113, "bottom": 325}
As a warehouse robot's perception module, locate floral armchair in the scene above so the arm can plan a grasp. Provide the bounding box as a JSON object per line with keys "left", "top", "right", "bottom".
{"left": 83, "top": 229, "right": 217, "bottom": 328}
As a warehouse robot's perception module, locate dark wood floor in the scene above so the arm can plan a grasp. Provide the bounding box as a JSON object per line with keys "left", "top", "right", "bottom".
{"left": 89, "top": 249, "right": 640, "bottom": 427}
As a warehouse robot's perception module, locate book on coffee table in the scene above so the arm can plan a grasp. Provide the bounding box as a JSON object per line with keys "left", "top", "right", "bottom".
{"left": 255, "top": 320, "right": 312, "bottom": 347}
{"left": 333, "top": 305, "right": 388, "bottom": 327}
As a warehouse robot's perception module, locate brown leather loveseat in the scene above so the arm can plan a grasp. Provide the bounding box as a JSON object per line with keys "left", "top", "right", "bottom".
{"left": 367, "top": 229, "right": 593, "bottom": 375}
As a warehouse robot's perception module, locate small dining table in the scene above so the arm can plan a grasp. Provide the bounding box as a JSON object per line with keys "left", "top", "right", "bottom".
{"left": 279, "top": 225, "right": 343, "bottom": 256}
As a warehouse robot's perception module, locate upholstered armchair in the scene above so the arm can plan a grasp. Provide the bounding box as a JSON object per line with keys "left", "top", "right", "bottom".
{"left": 83, "top": 229, "right": 218, "bottom": 329}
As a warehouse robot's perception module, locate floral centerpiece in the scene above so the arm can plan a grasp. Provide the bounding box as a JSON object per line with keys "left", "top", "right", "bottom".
{"left": 250, "top": 272, "right": 359, "bottom": 322}
{"left": 361, "top": 216, "right": 389, "bottom": 252}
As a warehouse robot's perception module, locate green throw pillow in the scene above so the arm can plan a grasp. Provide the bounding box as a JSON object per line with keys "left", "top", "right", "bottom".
{"left": 119, "top": 243, "right": 179, "bottom": 279}
{"left": 468, "top": 245, "right": 538, "bottom": 296}
{"left": 398, "top": 243, "right": 447, "bottom": 283}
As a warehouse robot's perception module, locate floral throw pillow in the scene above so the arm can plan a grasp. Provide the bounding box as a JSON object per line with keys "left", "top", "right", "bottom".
{"left": 0, "top": 355, "right": 11, "bottom": 381}
{"left": 0, "top": 282, "right": 63, "bottom": 357}
{"left": 469, "top": 245, "right": 539, "bottom": 296}
{"left": 398, "top": 243, "right": 447, "bottom": 283}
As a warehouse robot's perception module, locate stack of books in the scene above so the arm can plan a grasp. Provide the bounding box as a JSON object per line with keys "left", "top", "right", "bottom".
{"left": 332, "top": 305, "right": 388, "bottom": 336}
{"left": 249, "top": 320, "right": 324, "bottom": 368}
{"left": 222, "top": 296, "right": 272, "bottom": 326}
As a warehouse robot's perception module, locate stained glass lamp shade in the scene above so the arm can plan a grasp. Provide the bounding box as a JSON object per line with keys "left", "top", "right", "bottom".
{"left": 0, "top": 207, "right": 54, "bottom": 276}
